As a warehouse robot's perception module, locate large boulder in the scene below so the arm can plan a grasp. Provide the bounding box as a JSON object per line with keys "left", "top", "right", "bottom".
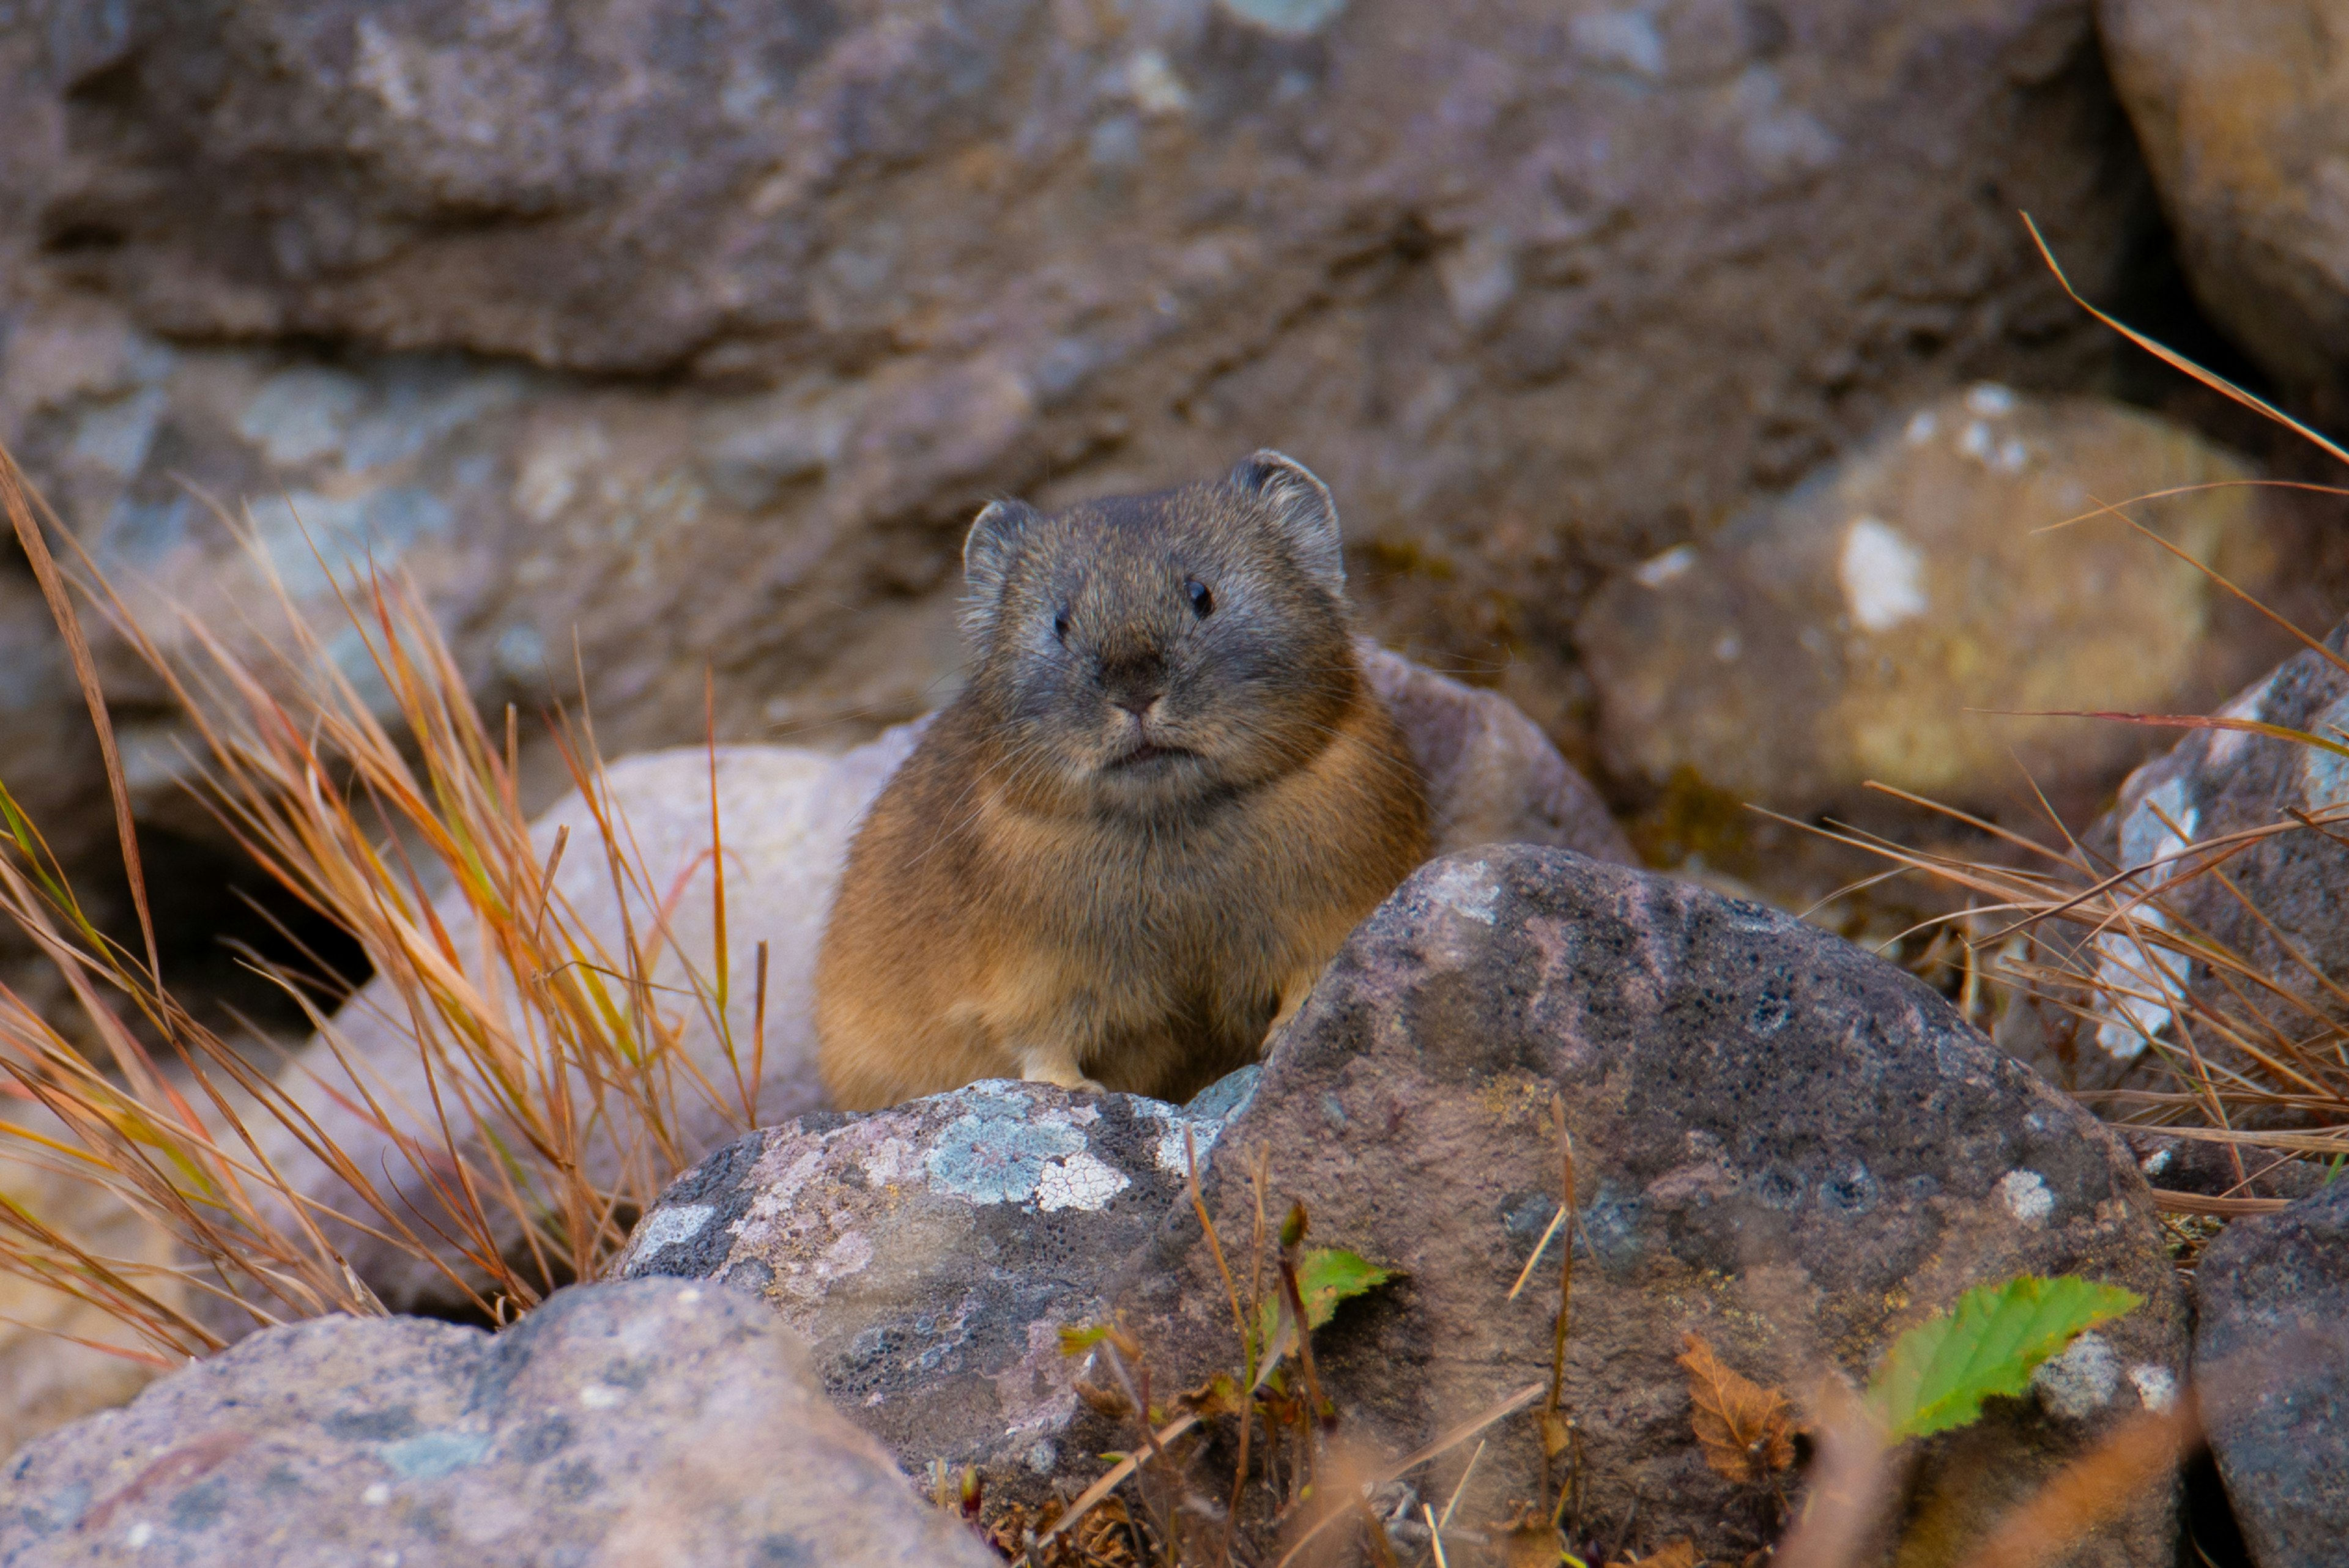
{"left": 0, "top": 1278, "right": 996, "bottom": 1567}
{"left": 0, "top": 0, "right": 2156, "bottom": 816}
{"left": 1119, "top": 848, "right": 2184, "bottom": 1565}
{"left": 2099, "top": 0, "right": 2349, "bottom": 390}
{"left": 254, "top": 652, "right": 1627, "bottom": 1318}
{"left": 1991, "top": 620, "right": 2349, "bottom": 1108}
{"left": 1578, "top": 385, "right": 2280, "bottom": 819}
{"left": 611, "top": 846, "right": 2186, "bottom": 1564}
{"left": 614, "top": 1076, "right": 1256, "bottom": 1504}
{"left": 2194, "top": 1179, "right": 2349, "bottom": 1568}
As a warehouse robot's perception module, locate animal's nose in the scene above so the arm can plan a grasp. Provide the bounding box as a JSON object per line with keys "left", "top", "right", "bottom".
{"left": 1100, "top": 654, "right": 1165, "bottom": 717}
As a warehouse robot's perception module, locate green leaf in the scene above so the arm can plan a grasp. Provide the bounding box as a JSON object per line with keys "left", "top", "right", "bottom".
{"left": 1256, "top": 1247, "right": 1397, "bottom": 1351}
{"left": 1865, "top": 1274, "right": 2143, "bottom": 1440}
{"left": 1058, "top": 1323, "right": 1111, "bottom": 1356}
{"left": 1296, "top": 1248, "right": 1395, "bottom": 1328}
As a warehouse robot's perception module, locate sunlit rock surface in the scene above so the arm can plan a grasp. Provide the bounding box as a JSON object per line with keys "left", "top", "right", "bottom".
{"left": 1579, "top": 386, "right": 2277, "bottom": 817}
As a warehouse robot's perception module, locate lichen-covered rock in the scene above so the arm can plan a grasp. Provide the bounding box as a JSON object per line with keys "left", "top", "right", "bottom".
{"left": 0, "top": 1278, "right": 996, "bottom": 1567}
{"left": 1118, "top": 847, "right": 2186, "bottom": 1566}
{"left": 2100, "top": 0, "right": 2349, "bottom": 389}
{"left": 254, "top": 648, "right": 1618, "bottom": 1320}
{"left": 615, "top": 1076, "right": 1253, "bottom": 1504}
{"left": 1579, "top": 386, "right": 2279, "bottom": 818}
{"left": 2194, "top": 1180, "right": 2349, "bottom": 1568}
{"left": 1992, "top": 620, "right": 2349, "bottom": 1107}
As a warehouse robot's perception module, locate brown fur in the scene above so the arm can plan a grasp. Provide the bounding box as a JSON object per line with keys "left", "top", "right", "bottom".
{"left": 814, "top": 452, "right": 1431, "bottom": 1109}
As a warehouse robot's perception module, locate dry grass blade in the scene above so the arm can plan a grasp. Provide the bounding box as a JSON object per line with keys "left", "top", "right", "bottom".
{"left": 2022, "top": 213, "right": 2349, "bottom": 470}
{"left": 1268, "top": 1380, "right": 1546, "bottom": 1568}
{"left": 0, "top": 465, "right": 763, "bottom": 1357}
{"left": 1948, "top": 1394, "right": 2200, "bottom": 1568}
{"left": 0, "top": 446, "right": 160, "bottom": 985}
{"left": 1770, "top": 1380, "right": 1898, "bottom": 1568}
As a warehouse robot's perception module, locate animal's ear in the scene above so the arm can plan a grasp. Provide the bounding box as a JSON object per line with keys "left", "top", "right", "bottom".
{"left": 960, "top": 498, "right": 1038, "bottom": 638}
{"left": 1230, "top": 449, "right": 1343, "bottom": 595}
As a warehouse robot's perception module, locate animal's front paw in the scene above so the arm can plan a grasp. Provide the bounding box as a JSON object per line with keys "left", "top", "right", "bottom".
{"left": 1015, "top": 1048, "right": 1105, "bottom": 1095}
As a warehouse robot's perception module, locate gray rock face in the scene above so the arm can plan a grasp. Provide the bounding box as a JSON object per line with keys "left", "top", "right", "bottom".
{"left": 1579, "top": 385, "right": 2279, "bottom": 818}
{"left": 2100, "top": 0, "right": 2349, "bottom": 389}
{"left": 259, "top": 646, "right": 1600, "bottom": 1320}
{"left": 0, "top": 0, "right": 2155, "bottom": 847}
{"left": 1116, "top": 847, "right": 2185, "bottom": 1565}
{"left": 0, "top": 1278, "right": 995, "bottom": 1567}
{"left": 1363, "top": 644, "right": 1635, "bottom": 867}
{"left": 615, "top": 1076, "right": 1254, "bottom": 1502}
{"left": 2195, "top": 1180, "right": 2349, "bottom": 1568}
{"left": 1992, "top": 621, "right": 2349, "bottom": 1108}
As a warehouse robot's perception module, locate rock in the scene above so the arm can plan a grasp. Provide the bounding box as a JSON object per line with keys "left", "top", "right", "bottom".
{"left": 614, "top": 1076, "right": 1254, "bottom": 1504}
{"left": 1117, "top": 847, "right": 2185, "bottom": 1564}
{"left": 2118, "top": 1128, "right": 2323, "bottom": 1205}
{"left": 2194, "top": 1180, "right": 2349, "bottom": 1568}
{"left": 0, "top": 1277, "right": 997, "bottom": 1567}
{"left": 0, "top": 0, "right": 2156, "bottom": 818}
{"left": 1362, "top": 645, "right": 1635, "bottom": 865}
{"left": 264, "top": 651, "right": 1617, "bottom": 1317}
{"left": 1992, "top": 619, "right": 2349, "bottom": 1106}
{"left": 2100, "top": 0, "right": 2349, "bottom": 389}
{"left": 1579, "top": 386, "right": 2279, "bottom": 817}
{"left": 0, "top": 571, "right": 106, "bottom": 867}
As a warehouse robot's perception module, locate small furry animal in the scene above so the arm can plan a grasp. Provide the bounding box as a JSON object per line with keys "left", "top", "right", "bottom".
{"left": 815, "top": 451, "right": 1431, "bottom": 1110}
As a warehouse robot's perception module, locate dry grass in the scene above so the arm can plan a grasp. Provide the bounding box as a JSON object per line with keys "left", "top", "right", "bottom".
{"left": 0, "top": 441, "right": 762, "bottom": 1358}
{"left": 1798, "top": 229, "right": 2349, "bottom": 1179}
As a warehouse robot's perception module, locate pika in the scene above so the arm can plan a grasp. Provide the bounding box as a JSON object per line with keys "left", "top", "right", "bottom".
{"left": 814, "top": 451, "right": 1431, "bottom": 1111}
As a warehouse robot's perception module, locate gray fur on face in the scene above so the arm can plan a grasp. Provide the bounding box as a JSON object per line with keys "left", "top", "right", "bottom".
{"left": 959, "top": 456, "right": 1357, "bottom": 816}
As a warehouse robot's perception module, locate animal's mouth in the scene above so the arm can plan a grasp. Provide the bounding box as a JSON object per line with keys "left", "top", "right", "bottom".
{"left": 1107, "top": 741, "right": 1191, "bottom": 769}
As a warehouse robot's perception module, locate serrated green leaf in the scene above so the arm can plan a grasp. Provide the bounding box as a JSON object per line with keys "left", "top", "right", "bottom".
{"left": 1297, "top": 1247, "right": 1395, "bottom": 1328}
{"left": 1865, "top": 1274, "right": 2143, "bottom": 1440}
{"left": 1255, "top": 1246, "right": 1397, "bottom": 1352}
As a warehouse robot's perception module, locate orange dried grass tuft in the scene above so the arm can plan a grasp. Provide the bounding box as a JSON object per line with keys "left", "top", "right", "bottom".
{"left": 0, "top": 441, "right": 762, "bottom": 1358}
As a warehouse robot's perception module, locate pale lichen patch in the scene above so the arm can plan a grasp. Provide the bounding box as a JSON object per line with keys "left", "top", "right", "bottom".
{"left": 1425, "top": 859, "right": 1502, "bottom": 925}
{"left": 1037, "top": 1150, "right": 1130, "bottom": 1212}
{"left": 1997, "top": 1168, "right": 2054, "bottom": 1224}
{"left": 2129, "top": 1364, "right": 2178, "bottom": 1413}
{"left": 1838, "top": 517, "right": 1928, "bottom": 632}
{"left": 2030, "top": 1330, "right": 2117, "bottom": 1418}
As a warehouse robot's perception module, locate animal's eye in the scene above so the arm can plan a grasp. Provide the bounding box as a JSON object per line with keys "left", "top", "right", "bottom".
{"left": 1185, "top": 579, "right": 1214, "bottom": 618}
{"left": 1053, "top": 610, "right": 1070, "bottom": 642}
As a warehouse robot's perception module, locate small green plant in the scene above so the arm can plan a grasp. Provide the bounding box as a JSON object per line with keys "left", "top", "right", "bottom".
{"left": 1254, "top": 1244, "right": 1393, "bottom": 1350}
{"left": 1864, "top": 1274, "right": 2143, "bottom": 1440}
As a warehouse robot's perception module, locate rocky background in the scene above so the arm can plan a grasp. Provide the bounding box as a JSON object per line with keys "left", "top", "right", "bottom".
{"left": 2, "top": 0, "right": 2340, "bottom": 928}
{"left": 4, "top": 0, "right": 2349, "bottom": 1564}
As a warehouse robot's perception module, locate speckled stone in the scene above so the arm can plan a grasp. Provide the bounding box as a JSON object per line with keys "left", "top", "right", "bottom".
{"left": 1118, "top": 846, "right": 2186, "bottom": 1567}
{"left": 2195, "top": 1178, "right": 2349, "bottom": 1568}
{"left": 0, "top": 1279, "right": 995, "bottom": 1567}
{"left": 1579, "top": 386, "right": 2278, "bottom": 819}
{"left": 615, "top": 1076, "right": 1254, "bottom": 1505}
